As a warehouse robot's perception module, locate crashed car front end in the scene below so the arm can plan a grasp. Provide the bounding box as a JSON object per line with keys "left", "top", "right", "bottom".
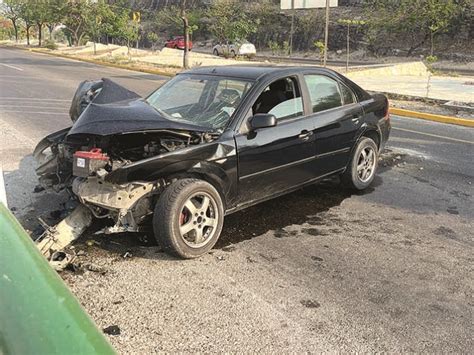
{"left": 33, "top": 78, "right": 224, "bottom": 268}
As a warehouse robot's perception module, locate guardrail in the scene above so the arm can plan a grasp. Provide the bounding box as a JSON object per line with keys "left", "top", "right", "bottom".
{"left": 0, "top": 203, "right": 116, "bottom": 355}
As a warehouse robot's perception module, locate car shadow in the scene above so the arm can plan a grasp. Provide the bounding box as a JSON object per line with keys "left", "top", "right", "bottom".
{"left": 71, "top": 175, "right": 384, "bottom": 261}
{"left": 9, "top": 149, "right": 397, "bottom": 262}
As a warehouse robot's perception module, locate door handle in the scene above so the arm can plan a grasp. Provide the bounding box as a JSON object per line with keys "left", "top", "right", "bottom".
{"left": 298, "top": 130, "right": 313, "bottom": 141}
{"left": 351, "top": 115, "right": 361, "bottom": 124}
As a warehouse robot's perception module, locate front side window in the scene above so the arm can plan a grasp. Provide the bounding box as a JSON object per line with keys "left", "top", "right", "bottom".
{"left": 252, "top": 77, "right": 303, "bottom": 121}
{"left": 146, "top": 74, "right": 253, "bottom": 129}
{"left": 304, "top": 75, "right": 343, "bottom": 113}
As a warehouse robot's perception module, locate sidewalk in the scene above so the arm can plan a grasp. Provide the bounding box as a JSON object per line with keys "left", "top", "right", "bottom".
{"left": 345, "top": 61, "right": 474, "bottom": 104}
{"left": 350, "top": 74, "right": 473, "bottom": 104}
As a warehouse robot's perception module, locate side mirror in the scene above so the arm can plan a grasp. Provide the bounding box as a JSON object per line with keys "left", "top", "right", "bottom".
{"left": 249, "top": 113, "right": 277, "bottom": 130}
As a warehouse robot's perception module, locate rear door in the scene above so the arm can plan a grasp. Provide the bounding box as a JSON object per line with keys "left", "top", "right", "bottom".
{"left": 302, "top": 74, "right": 363, "bottom": 176}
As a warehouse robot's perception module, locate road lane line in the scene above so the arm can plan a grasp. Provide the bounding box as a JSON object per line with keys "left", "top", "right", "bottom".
{"left": 0, "top": 63, "right": 23, "bottom": 71}
{"left": 392, "top": 127, "right": 474, "bottom": 145}
{"left": 0, "top": 104, "right": 66, "bottom": 109}
{"left": 0, "top": 97, "right": 70, "bottom": 102}
{"left": 0, "top": 110, "right": 66, "bottom": 115}
{"left": 0, "top": 165, "right": 8, "bottom": 208}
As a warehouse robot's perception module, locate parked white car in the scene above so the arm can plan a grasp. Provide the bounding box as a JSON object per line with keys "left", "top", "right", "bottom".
{"left": 212, "top": 41, "right": 257, "bottom": 58}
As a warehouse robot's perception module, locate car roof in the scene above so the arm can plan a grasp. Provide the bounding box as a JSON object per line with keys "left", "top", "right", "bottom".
{"left": 180, "top": 65, "right": 337, "bottom": 81}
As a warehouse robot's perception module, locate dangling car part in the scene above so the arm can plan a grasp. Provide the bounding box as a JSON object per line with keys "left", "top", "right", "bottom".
{"left": 34, "top": 66, "right": 390, "bottom": 264}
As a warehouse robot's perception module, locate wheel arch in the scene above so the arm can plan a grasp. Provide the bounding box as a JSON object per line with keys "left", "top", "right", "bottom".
{"left": 361, "top": 128, "right": 381, "bottom": 150}
{"left": 165, "top": 169, "right": 229, "bottom": 212}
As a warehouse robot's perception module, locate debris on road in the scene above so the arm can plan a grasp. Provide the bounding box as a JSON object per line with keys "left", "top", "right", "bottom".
{"left": 222, "top": 245, "right": 236, "bottom": 252}
{"left": 33, "top": 185, "right": 45, "bottom": 193}
{"left": 35, "top": 205, "right": 93, "bottom": 270}
{"left": 301, "top": 300, "right": 321, "bottom": 308}
{"left": 122, "top": 251, "right": 133, "bottom": 259}
{"left": 103, "top": 325, "right": 121, "bottom": 336}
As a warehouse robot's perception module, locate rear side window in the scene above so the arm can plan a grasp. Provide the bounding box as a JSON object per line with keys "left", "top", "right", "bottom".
{"left": 304, "top": 75, "right": 342, "bottom": 113}
{"left": 340, "top": 83, "right": 356, "bottom": 105}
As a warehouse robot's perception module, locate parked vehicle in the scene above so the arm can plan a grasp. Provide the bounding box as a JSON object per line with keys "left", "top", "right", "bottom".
{"left": 165, "top": 36, "right": 193, "bottom": 50}
{"left": 213, "top": 41, "right": 256, "bottom": 58}
{"left": 35, "top": 66, "right": 390, "bottom": 260}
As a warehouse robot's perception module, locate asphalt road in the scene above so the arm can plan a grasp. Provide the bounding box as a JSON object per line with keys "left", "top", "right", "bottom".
{"left": 1, "top": 47, "right": 473, "bottom": 353}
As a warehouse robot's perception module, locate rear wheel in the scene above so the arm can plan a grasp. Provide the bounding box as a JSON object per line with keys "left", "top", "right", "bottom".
{"left": 342, "top": 137, "right": 378, "bottom": 190}
{"left": 153, "top": 179, "right": 224, "bottom": 258}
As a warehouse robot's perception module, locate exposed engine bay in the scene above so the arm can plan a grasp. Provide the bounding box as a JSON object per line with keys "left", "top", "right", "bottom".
{"left": 34, "top": 78, "right": 220, "bottom": 269}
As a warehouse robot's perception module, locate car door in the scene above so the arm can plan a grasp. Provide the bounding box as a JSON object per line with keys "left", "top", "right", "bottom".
{"left": 234, "top": 76, "right": 318, "bottom": 206}
{"left": 302, "top": 74, "right": 363, "bottom": 176}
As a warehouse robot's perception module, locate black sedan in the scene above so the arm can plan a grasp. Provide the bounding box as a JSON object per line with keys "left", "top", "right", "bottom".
{"left": 35, "top": 65, "right": 390, "bottom": 259}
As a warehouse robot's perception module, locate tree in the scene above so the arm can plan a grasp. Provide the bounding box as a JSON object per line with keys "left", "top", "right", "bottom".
{"left": 62, "top": 0, "right": 94, "bottom": 46}
{"left": 44, "top": 0, "right": 68, "bottom": 40}
{"left": 16, "top": 0, "right": 35, "bottom": 46}
{"left": 338, "top": 19, "right": 365, "bottom": 72}
{"left": 83, "top": 0, "right": 114, "bottom": 54}
{"left": 109, "top": 6, "right": 139, "bottom": 56}
{"left": 29, "top": 0, "right": 51, "bottom": 46}
{"left": 207, "top": 0, "right": 257, "bottom": 44}
{"left": 3, "top": 0, "right": 21, "bottom": 42}
{"left": 365, "top": 0, "right": 470, "bottom": 56}
{"left": 181, "top": 0, "right": 190, "bottom": 68}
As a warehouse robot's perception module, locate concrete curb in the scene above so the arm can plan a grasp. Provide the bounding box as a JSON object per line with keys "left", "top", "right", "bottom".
{"left": 25, "top": 47, "right": 175, "bottom": 77}
{"left": 390, "top": 108, "right": 474, "bottom": 128}
{"left": 0, "top": 165, "right": 8, "bottom": 208}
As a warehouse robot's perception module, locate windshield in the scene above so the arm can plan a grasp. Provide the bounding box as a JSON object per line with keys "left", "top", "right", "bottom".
{"left": 146, "top": 74, "right": 253, "bottom": 129}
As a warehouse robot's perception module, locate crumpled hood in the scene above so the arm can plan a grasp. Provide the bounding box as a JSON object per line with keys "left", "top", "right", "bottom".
{"left": 67, "top": 78, "right": 208, "bottom": 137}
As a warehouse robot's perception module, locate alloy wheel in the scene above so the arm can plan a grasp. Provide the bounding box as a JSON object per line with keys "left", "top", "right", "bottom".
{"left": 357, "top": 146, "right": 376, "bottom": 183}
{"left": 179, "top": 192, "right": 219, "bottom": 248}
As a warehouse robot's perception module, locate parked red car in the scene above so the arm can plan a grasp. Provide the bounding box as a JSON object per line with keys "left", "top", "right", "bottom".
{"left": 164, "top": 36, "right": 193, "bottom": 50}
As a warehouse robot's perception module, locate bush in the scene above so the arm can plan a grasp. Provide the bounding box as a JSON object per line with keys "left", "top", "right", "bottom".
{"left": 268, "top": 40, "right": 280, "bottom": 55}
{"left": 43, "top": 39, "right": 58, "bottom": 50}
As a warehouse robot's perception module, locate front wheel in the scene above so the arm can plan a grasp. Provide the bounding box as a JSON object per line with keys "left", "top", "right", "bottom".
{"left": 342, "top": 137, "right": 378, "bottom": 190}
{"left": 153, "top": 179, "right": 224, "bottom": 258}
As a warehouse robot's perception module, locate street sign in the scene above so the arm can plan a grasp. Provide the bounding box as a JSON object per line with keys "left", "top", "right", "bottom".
{"left": 132, "top": 11, "right": 141, "bottom": 23}
{"left": 280, "top": 0, "right": 338, "bottom": 9}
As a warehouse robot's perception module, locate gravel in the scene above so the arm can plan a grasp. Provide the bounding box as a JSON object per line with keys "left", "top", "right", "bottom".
{"left": 62, "top": 150, "right": 474, "bottom": 353}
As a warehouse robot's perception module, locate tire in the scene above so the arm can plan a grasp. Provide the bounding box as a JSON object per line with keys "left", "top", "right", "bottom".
{"left": 342, "top": 137, "right": 379, "bottom": 190}
{"left": 213, "top": 49, "right": 219, "bottom": 56}
{"left": 153, "top": 178, "right": 225, "bottom": 258}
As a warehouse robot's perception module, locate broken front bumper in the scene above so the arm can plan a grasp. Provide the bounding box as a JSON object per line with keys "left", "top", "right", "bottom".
{"left": 72, "top": 177, "right": 156, "bottom": 234}
{"left": 35, "top": 177, "right": 157, "bottom": 270}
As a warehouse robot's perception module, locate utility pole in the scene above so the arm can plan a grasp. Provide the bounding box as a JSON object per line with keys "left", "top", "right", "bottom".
{"left": 323, "top": 0, "right": 330, "bottom": 67}
{"left": 346, "top": 21, "right": 350, "bottom": 72}
{"left": 289, "top": 0, "right": 295, "bottom": 56}
{"left": 181, "top": 0, "right": 189, "bottom": 69}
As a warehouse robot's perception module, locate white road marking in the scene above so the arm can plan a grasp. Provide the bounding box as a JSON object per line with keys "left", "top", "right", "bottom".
{"left": 392, "top": 127, "right": 474, "bottom": 145}
{"left": 0, "top": 63, "right": 23, "bottom": 71}
{"left": 0, "top": 104, "right": 66, "bottom": 109}
{"left": 0, "top": 165, "right": 8, "bottom": 208}
{"left": 0, "top": 110, "right": 66, "bottom": 115}
{"left": 0, "top": 97, "right": 70, "bottom": 102}
{"left": 0, "top": 75, "right": 36, "bottom": 78}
